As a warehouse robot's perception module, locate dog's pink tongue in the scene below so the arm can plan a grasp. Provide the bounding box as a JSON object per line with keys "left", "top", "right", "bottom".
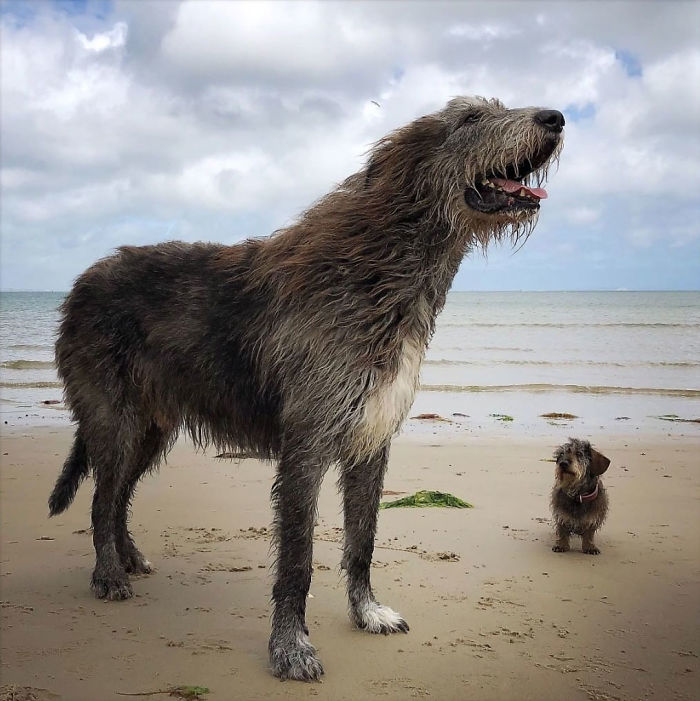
{"left": 491, "top": 178, "right": 548, "bottom": 200}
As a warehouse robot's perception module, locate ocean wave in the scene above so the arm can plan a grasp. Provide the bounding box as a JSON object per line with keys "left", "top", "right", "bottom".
{"left": 423, "top": 359, "right": 700, "bottom": 368}
{"left": 1, "top": 360, "right": 55, "bottom": 370}
{"left": 5, "top": 344, "right": 53, "bottom": 351}
{"left": 0, "top": 381, "right": 63, "bottom": 389}
{"left": 420, "top": 383, "right": 700, "bottom": 398}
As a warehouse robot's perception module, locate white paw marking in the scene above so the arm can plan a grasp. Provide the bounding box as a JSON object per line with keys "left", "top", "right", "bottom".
{"left": 358, "top": 601, "right": 405, "bottom": 633}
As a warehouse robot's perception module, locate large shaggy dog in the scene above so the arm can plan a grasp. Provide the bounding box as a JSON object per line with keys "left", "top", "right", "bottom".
{"left": 49, "top": 97, "right": 564, "bottom": 681}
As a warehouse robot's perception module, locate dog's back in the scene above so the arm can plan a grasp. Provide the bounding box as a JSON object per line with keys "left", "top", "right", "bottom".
{"left": 56, "top": 240, "right": 282, "bottom": 459}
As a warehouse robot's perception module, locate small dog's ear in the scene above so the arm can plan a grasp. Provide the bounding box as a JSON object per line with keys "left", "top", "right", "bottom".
{"left": 590, "top": 449, "right": 610, "bottom": 475}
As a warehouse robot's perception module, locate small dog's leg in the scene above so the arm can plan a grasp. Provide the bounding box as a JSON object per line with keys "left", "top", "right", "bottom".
{"left": 341, "top": 444, "right": 409, "bottom": 635}
{"left": 581, "top": 528, "right": 600, "bottom": 555}
{"left": 552, "top": 523, "right": 571, "bottom": 553}
{"left": 268, "top": 445, "right": 325, "bottom": 681}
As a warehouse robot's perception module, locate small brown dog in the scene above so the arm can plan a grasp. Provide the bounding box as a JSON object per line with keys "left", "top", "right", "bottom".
{"left": 551, "top": 438, "right": 610, "bottom": 555}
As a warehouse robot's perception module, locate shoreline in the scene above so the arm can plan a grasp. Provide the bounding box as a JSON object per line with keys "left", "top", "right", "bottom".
{"left": 3, "top": 388, "right": 699, "bottom": 439}
{"left": 1, "top": 426, "right": 699, "bottom": 701}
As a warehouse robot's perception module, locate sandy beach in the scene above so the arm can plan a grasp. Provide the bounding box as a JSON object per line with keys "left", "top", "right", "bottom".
{"left": 1, "top": 422, "right": 698, "bottom": 701}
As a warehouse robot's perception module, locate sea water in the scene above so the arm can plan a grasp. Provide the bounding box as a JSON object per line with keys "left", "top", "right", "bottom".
{"left": 1, "top": 290, "right": 698, "bottom": 433}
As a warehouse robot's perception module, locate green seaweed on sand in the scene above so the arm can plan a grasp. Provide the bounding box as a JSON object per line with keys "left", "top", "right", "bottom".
{"left": 540, "top": 412, "right": 578, "bottom": 420}
{"left": 654, "top": 414, "right": 700, "bottom": 424}
{"left": 490, "top": 413, "right": 514, "bottom": 422}
{"left": 380, "top": 490, "right": 473, "bottom": 509}
{"left": 170, "top": 689, "right": 209, "bottom": 701}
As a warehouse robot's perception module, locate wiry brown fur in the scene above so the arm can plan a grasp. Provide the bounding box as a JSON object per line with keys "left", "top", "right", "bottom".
{"left": 551, "top": 438, "right": 610, "bottom": 555}
{"left": 49, "top": 96, "right": 564, "bottom": 681}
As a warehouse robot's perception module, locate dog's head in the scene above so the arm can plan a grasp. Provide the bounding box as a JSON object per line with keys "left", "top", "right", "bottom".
{"left": 363, "top": 96, "right": 564, "bottom": 245}
{"left": 553, "top": 438, "right": 610, "bottom": 498}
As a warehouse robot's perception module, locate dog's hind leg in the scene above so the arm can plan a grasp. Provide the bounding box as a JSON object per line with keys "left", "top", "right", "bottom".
{"left": 268, "top": 441, "right": 326, "bottom": 681}
{"left": 89, "top": 436, "right": 134, "bottom": 601}
{"left": 341, "top": 443, "right": 409, "bottom": 635}
{"left": 114, "top": 422, "right": 169, "bottom": 575}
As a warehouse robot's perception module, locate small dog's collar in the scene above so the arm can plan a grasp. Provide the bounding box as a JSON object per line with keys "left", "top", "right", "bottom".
{"left": 578, "top": 481, "right": 599, "bottom": 503}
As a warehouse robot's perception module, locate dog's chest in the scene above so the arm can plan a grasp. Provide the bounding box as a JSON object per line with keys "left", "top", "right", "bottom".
{"left": 352, "top": 336, "right": 423, "bottom": 457}
{"left": 553, "top": 487, "right": 607, "bottom": 533}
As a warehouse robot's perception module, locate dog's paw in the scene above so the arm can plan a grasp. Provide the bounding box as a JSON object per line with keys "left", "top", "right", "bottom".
{"left": 123, "top": 551, "right": 153, "bottom": 575}
{"left": 353, "top": 601, "right": 410, "bottom": 635}
{"left": 552, "top": 544, "right": 570, "bottom": 553}
{"left": 269, "top": 634, "right": 324, "bottom": 682}
{"left": 583, "top": 545, "right": 601, "bottom": 555}
{"left": 118, "top": 538, "right": 153, "bottom": 575}
{"left": 91, "top": 572, "right": 133, "bottom": 600}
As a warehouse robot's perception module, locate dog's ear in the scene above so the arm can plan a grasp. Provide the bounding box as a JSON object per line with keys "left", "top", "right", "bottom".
{"left": 365, "top": 116, "right": 448, "bottom": 188}
{"left": 590, "top": 448, "right": 610, "bottom": 475}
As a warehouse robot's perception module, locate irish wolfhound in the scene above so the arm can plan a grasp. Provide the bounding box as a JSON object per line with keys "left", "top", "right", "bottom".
{"left": 49, "top": 96, "right": 564, "bottom": 681}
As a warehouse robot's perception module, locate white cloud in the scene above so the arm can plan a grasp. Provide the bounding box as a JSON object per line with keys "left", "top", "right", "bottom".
{"left": 566, "top": 207, "right": 601, "bottom": 226}
{"left": 160, "top": 1, "right": 393, "bottom": 87}
{"left": 76, "top": 21, "right": 127, "bottom": 52}
{"left": 447, "top": 23, "right": 520, "bottom": 41}
{"left": 626, "top": 227, "right": 656, "bottom": 248}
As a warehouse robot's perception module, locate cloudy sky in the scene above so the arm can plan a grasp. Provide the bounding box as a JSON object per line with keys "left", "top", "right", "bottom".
{"left": 1, "top": 0, "right": 699, "bottom": 291}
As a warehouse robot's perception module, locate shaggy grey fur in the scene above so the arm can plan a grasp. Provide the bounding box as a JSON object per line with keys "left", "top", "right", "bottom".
{"left": 49, "top": 96, "right": 563, "bottom": 681}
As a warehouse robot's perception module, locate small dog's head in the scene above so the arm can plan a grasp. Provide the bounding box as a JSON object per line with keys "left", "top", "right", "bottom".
{"left": 553, "top": 438, "right": 610, "bottom": 498}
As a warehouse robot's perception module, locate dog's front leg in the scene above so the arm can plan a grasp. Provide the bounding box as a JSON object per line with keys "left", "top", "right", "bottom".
{"left": 341, "top": 443, "right": 409, "bottom": 635}
{"left": 552, "top": 523, "right": 571, "bottom": 552}
{"left": 581, "top": 528, "right": 600, "bottom": 555}
{"left": 268, "top": 445, "right": 325, "bottom": 681}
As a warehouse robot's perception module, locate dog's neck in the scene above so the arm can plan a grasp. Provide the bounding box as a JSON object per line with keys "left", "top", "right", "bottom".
{"left": 261, "top": 209, "right": 477, "bottom": 369}
{"left": 558, "top": 476, "right": 600, "bottom": 504}
{"left": 577, "top": 480, "right": 599, "bottom": 503}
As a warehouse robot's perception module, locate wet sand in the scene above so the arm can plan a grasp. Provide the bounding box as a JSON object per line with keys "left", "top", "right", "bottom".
{"left": 1, "top": 425, "right": 698, "bottom": 701}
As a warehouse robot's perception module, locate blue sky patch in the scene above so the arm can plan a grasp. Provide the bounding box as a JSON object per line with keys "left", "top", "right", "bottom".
{"left": 564, "top": 102, "right": 596, "bottom": 122}
{"left": 615, "top": 49, "right": 643, "bottom": 77}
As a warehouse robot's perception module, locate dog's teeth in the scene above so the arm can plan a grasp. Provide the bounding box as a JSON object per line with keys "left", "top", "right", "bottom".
{"left": 519, "top": 188, "right": 527, "bottom": 196}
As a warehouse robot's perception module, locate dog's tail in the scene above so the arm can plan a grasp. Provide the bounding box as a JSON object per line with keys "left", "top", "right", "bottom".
{"left": 49, "top": 432, "right": 89, "bottom": 516}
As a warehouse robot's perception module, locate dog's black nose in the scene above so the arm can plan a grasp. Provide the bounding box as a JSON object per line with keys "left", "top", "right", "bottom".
{"left": 534, "top": 110, "right": 565, "bottom": 133}
{"left": 559, "top": 460, "right": 570, "bottom": 470}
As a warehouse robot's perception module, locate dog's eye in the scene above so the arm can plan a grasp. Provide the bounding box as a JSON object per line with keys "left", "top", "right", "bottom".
{"left": 458, "top": 113, "right": 480, "bottom": 128}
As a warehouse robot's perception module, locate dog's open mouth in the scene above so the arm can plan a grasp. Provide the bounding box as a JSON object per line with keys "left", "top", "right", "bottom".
{"left": 464, "top": 177, "right": 546, "bottom": 213}
{"left": 464, "top": 141, "right": 559, "bottom": 214}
